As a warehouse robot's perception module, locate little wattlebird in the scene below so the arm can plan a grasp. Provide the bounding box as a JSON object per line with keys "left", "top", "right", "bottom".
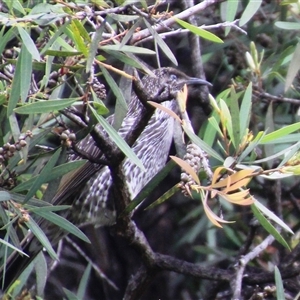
{"left": 0, "top": 67, "right": 211, "bottom": 292}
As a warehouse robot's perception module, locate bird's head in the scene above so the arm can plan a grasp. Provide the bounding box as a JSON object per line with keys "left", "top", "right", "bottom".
{"left": 150, "top": 67, "right": 212, "bottom": 115}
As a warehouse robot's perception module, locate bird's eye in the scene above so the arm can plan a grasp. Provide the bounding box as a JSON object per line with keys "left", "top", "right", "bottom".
{"left": 169, "top": 74, "right": 177, "bottom": 81}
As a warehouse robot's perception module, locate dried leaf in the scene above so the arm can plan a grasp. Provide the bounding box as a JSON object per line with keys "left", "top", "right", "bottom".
{"left": 176, "top": 84, "right": 188, "bottom": 113}
{"left": 202, "top": 194, "right": 234, "bottom": 228}
{"left": 148, "top": 101, "right": 182, "bottom": 123}
{"left": 211, "top": 169, "right": 254, "bottom": 189}
{"left": 170, "top": 156, "right": 200, "bottom": 184}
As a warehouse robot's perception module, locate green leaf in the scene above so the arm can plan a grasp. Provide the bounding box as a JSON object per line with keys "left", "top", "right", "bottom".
{"left": 44, "top": 50, "right": 82, "bottom": 57}
{"left": 28, "top": 205, "right": 70, "bottom": 213}
{"left": 17, "top": 26, "right": 40, "bottom": 61}
{"left": 253, "top": 200, "right": 293, "bottom": 234}
{"left": 175, "top": 18, "right": 223, "bottom": 43}
{"left": 0, "top": 27, "right": 15, "bottom": 62}
{"left": 239, "top": 82, "right": 252, "bottom": 139}
{"left": 146, "top": 184, "right": 179, "bottom": 210}
{"left": 23, "top": 148, "right": 62, "bottom": 203}
{"left": 93, "top": 99, "right": 110, "bottom": 115}
{"left": 63, "top": 288, "right": 79, "bottom": 300}
{"left": 7, "top": 49, "right": 22, "bottom": 117}
{"left": 274, "top": 266, "right": 285, "bottom": 300}
{"left": 99, "top": 65, "right": 127, "bottom": 114}
{"left": 68, "top": 20, "right": 88, "bottom": 57}
{"left": 72, "top": 19, "right": 91, "bottom": 44}
{"left": 260, "top": 122, "right": 300, "bottom": 144}
{"left": 239, "top": 0, "right": 263, "bottom": 27}
{"left": 101, "top": 44, "right": 156, "bottom": 55}
{"left": 89, "top": 106, "right": 145, "bottom": 171}
{"left": 253, "top": 141, "right": 300, "bottom": 166}
{"left": 32, "top": 210, "right": 90, "bottom": 243}
{"left": 260, "top": 133, "right": 300, "bottom": 144}
{"left": 275, "top": 21, "right": 300, "bottom": 30}
{"left": 13, "top": 160, "right": 87, "bottom": 192}
{"left": 110, "top": 13, "right": 139, "bottom": 22}
{"left": 0, "top": 191, "right": 11, "bottom": 202}
{"left": 207, "top": 116, "right": 223, "bottom": 137}
{"left": 40, "top": 21, "right": 71, "bottom": 55}
{"left": 14, "top": 98, "right": 80, "bottom": 114}
{"left": 19, "top": 44, "right": 32, "bottom": 102}
{"left": 5, "top": 0, "right": 25, "bottom": 15}
{"left": 221, "top": 0, "right": 239, "bottom": 36}
{"left": 228, "top": 87, "right": 240, "bottom": 147}
{"left": 86, "top": 22, "right": 105, "bottom": 73}
{"left": 220, "top": 99, "right": 235, "bottom": 147}
{"left": 285, "top": 42, "right": 300, "bottom": 92}
{"left": 101, "top": 50, "right": 144, "bottom": 69}
{"left": 0, "top": 237, "right": 28, "bottom": 256}
{"left": 144, "top": 19, "right": 178, "bottom": 66}
{"left": 238, "top": 131, "right": 266, "bottom": 163}
{"left": 251, "top": 204, "right": 291, "bottom": 250}
{"left": 182, "top": 124, "right": 223, "bottom": 162}
{"left": 35, "top": 252, "right": 48, "bottom": 296}
{"left": 77, "top": 263, "right": 92, "bottom": 299}
{"left": 119, "top": 19, "right": 143, "bottom": 48}
{"left": 26, "top": 217, "right": 58, "bottom": 260}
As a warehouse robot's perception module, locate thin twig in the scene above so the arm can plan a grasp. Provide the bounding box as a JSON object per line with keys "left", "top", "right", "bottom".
{"left": 130, "top": 0, "right": 224, "bottom": 45}
{"left": 232, "top": 234, "right": 275, "bottom": 299}
{"left": 64, "top": 236, "right": 119, "bottom": 290}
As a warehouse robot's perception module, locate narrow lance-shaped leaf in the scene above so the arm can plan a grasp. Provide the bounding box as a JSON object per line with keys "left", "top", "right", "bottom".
{"left": 101, "top": 44, "right": 156, "bottom": 55}
{"left": 89, "top": 106, "right": 145, "bottom": 171}
{"left": 251, "top": 204, "right": 291, "bottom": 250}
{"left": 7, "top": 49, "right": 22, "bottom": 117}
{"left": 239, "top": 82, "right": 252, "bottom": 140}
{"left": 274, "top": 266, "right": 285, "bottom": 300}
{"left": 19, "top": 44, "right": 32, "bottom": 102}
{"left": 14, "top": 98, "right": 80, "bottom": 114}
{"left": 228, "top": 86, "right": 241, "bottom": 147}
{"left": 144, "top": 18, "right": 178, "bottom": 66}
{"left": 25, "top": 217, "right": 57, "bottom": 260}
{"left": 260, "top": 122, "right": 300, "bottom": 144}
{"left": 22, "top": 148, "right": 62, "bottom": 203}
{"left": 182, "top": 124, "right": 223, "bottom": 162}
{"left": 14, "top": 160, "right": 86, "bottom": 192}
{"left": 175, "top": 18, "right": 223, "bottom": 43}
{"left": 239, "top": 0, "right": 263, "bottom": 27}
{"left": 32, "top": 210, "right": 90, "bottom": 243}
{"left": 68, "top": 20, "right": 88, "bottom": 57}
{"left": 254, "top": 200, "right": 293, "bottom": 234}
{"left": 77, "top": 263, "right": 92, "bottom": 299}
{"left": 17, "top": 26, "right": 41, "bottom": 61}
{"left": 221, "top": 0, "right": 239, "bottom": 36}
{"left": 220, "top": 99, "right": 235, "bottom": 148}
{"left": 86, "top": 22, "right": 105, "bottom": 73}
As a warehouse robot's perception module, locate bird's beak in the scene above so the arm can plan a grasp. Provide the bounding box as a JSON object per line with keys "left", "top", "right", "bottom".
{"left": 185, "top": 77, "right": 212, "bottom": 87}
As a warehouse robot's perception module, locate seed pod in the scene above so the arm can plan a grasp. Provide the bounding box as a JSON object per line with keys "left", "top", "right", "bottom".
{"left": 19, "top": 140, "right": 27, "bottom": 147}
{"left": 9, "top": 145, "right": 16, "bottom": 153}
{"left": 69, "top": 133, "right": 76, "bottom": 141}
{"left": 60, "top": 133, "right": 68, "bottom": 140}
{"left": 3, "top": 143, "right": 10, "bottom": 150}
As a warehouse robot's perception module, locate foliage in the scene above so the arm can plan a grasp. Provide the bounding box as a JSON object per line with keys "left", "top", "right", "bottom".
{"left": 0, "top": 0, "right": 300, "bottom": 299}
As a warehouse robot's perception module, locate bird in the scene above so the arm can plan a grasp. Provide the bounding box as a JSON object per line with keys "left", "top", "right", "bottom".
{"left": 0, "top": 67, "right": 211, "bottom": 293}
